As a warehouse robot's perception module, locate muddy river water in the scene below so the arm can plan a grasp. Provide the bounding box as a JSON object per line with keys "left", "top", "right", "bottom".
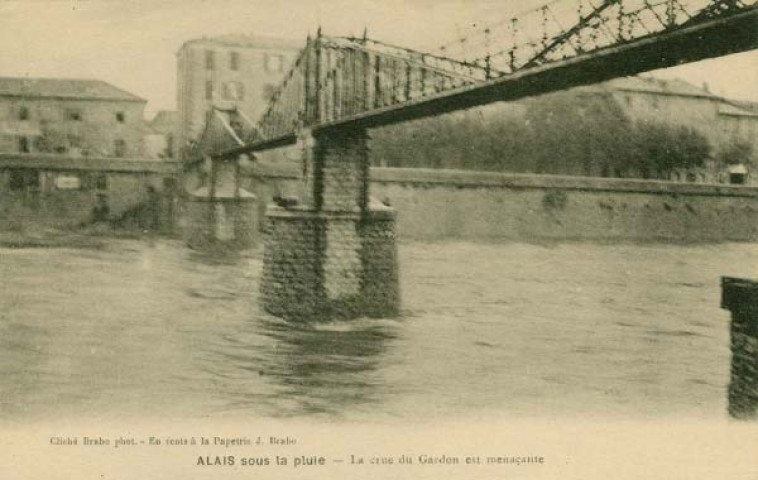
{"left": 1, "top": 239, "right": 755, "bottom": 424}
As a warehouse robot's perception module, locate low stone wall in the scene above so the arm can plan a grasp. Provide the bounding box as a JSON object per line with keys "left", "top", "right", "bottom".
{"left": 244, "top": 164, "right": 758, "bottom": 242}
{"left": 0, "top": 154, "right": 179, "bottom": 232}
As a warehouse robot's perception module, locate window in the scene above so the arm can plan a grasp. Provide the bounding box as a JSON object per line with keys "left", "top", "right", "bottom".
{"left": 95, "top": 173, "right": 108, "bottom": 190}
{"left": 205, "top": 50, "right": 215, "bottom": 70}
{"left": 165, "top": 134, "right": 174, "bottom": 159}
{"left": 262, "top": 83, "right": 276, "bottom": 101}
{"left": 229, "top": 119, "right": 243, "bottom": 135}
{"left": 205, "top": 80, "right": 214, "bottom": 100}
{"left": 223, "top": 81, "right": 244, "bottom": 100}
{"left": 163, "top": 177, "right": 176, "bottom": 192}
{"left": 730, "top": 172, "right": 746, "bottom": 185}
{"left": 264, "top": 53, "right": 284, "bottom": 73}
{"left": 66, "top": 109, "right": 82, "bottom": 121}
{"left": 10, "top": 169, "right": 26, "bottom": 191}
{"left": 230, "top": 51, "right": 239, "bottom": 71}
{"left": 19, "top": 106, "right": 29, "bottom": 120}
{"left": 67, "top": 135, "right": 82, "bottom": 149}
{"left": 18, "top": 137, "right": 29, "bottom": 153}
{"left": 9, "top": 169, "right": 40, "bottom": 191}
{"left": 116, "top": 112, "right": 125, "bottom": 123}
{"left": 114, "top": 139, "right": 126, "bottom": 158}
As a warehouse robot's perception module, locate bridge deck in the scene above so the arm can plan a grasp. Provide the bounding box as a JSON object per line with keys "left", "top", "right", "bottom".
{"left": 219, "top": 6, "right": 757, "bottom": 158}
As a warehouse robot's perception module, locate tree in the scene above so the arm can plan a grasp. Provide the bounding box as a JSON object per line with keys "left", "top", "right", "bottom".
{"left": 524, "top": 90, "right": 636, "bottom": 177}
{"left": 633, "top": 122, "right": 711, "bottom": 178}
{"left": 369, "top": 87, "right": 713, "bottom": 181}
{"left": 717, "top": 140, "right": 754, "bottom": 167}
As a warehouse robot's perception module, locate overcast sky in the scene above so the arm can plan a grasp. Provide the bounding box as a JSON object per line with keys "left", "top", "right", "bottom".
{"left": 1, "top": 0, "right": 756, "bottom": 118}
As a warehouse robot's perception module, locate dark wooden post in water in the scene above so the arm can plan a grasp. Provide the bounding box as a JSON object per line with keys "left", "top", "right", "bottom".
{"left": 721, "top": 277, "right": 758, "bottom": 420}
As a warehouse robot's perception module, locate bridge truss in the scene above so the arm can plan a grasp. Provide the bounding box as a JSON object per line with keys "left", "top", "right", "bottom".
{"left": 218, "top": 0, "right": 757, "bottom": 158}
{"left": 439, "top": 0, "right": 756, "bottom": 74}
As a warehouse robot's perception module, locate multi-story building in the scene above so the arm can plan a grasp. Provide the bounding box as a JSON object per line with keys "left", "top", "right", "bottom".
{"left": 176, "top": 34, "right": 302, "bottom": 160}
{"left": 0, "top": 77, "right": 146, "bottom": 158}
{"left": 588, "top": 77, "right": 758, "bottom": 183}
{"left": 597, "top": 76, "right": 758, "bottom": 156}
{"left": 0, "top": 77, "right": 180, "bottom": 230}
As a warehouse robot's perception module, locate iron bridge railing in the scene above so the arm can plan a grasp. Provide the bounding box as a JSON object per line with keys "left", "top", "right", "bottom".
{"left": 235, "top": 0, "right": 756, "bottom": 151}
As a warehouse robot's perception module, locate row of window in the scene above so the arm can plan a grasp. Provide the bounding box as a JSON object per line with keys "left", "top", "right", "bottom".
{"left": 205, "top": 80, "right": 246, "bottom": 101}
{"left": 204, "top": 49, "right": 285, "bottom": 73}
{"left": 204, "top": 80, "right": 278, "bottom": 102}
{"left": 15, "top": 135, "right": 128, "bottom": 157}
{"left": 13, "top": 106, "right": 126, "bottom": 123}
{"left": 721, "top": 117, "right": 758, "bottom": 137}
{"left": 7, "top": 169, "right": 108, "bottom": 192}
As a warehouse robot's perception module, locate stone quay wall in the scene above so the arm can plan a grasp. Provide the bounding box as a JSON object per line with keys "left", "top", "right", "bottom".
{"left": 721, "top": 277, "right": 758, "bottom": 420}
{"left": 0, "top": 154, "right": 179, "bottom": 232}
{"left": 243, "top": 164, "right": 758, "bottom": 243}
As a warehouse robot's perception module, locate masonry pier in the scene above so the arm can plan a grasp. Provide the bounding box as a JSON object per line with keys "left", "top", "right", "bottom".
{"left": 260, "top": 128, "right": 400, "bottom": 321}
{"left": 721, "top": 277, "right": 758, "bottom": 420}
{"left": 184, "top": 155, "right": 258, "bottom": 250}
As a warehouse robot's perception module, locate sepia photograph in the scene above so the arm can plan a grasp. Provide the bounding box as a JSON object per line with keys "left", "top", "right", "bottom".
{"left": 1, "top": 0, "right": 757, "bottom": 478}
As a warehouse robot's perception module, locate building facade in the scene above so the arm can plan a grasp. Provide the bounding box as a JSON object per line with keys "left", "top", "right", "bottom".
{"left": 176, "top": 35, "right": 302, "bottom": 160}
{"left": 0, "top": 78, "right": 179, "bottom": 230}
{"left": 0, "top": 77, "right": 146, "bottom": 158}
{"left": 598, "top": 77, "right": 758, "bottom": 184}
{"left": 0, "top": 153, "right": 179, "bottom": 232}
{"left": 599, "top": 76, "right": 758, "bottom": 158}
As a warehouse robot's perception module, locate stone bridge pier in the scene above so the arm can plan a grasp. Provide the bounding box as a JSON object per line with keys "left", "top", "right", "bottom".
{"left": 184, "top": 155, "right": 258, "bottom": 251}
{"left": 260, "top": 127, "right": 400, "bottom": 321}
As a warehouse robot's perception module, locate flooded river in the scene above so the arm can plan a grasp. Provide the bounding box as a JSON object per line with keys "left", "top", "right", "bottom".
{"left": 1, "top": 239, "right": 756, "bottom": 424}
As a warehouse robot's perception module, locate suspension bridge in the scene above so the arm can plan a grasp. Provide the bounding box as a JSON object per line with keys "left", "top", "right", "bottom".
{"left": 192, "top": 0, "right": 758, "bottom": 322}
{"left": 216, "top": 0, "right": 757, "bottom": 158}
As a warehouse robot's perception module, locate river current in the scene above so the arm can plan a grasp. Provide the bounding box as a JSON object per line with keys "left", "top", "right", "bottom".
{"left": 1, "top": 239, "right": 755, "bottom": 424}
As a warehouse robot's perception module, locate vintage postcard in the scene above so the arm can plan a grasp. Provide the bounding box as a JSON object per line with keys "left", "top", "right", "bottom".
{"left": 1, "top": 0, "right": 757, "bottom": 478}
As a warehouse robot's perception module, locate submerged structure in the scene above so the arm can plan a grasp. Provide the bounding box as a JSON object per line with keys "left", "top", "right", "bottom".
{"left": 183, "top": 107, "right": 258, "bottom": 250}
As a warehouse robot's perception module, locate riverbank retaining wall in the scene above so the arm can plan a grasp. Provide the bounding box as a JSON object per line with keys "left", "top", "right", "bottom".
{"left": 0, "top": 154, "right": 179, "bottom": 232}
{"left": 243, "top": 164, "right": 758, "bottom": 243}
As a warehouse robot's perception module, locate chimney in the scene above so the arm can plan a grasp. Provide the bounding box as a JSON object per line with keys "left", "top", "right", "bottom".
{"left": 703, "top": 82, "right": 710, "bottom": 93}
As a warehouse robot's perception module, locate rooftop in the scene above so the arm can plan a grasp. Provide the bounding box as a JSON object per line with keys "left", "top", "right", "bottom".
{"left": 179, "top": 34, "right": 303, "bottom": 52}
{"left": 718, "top": 102, "right": 758, "bottom": 118}
{"left": 148, "top": 110, "right": 178, "bottom": 132}
{"left": 0, "top": 77, "right": 146, "bottom": 102}
{"left": 603, "top": 76, "right": 717, "bottom": 99}
{"left": 730, "top": 99, "right": 758, "bottom": 114}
